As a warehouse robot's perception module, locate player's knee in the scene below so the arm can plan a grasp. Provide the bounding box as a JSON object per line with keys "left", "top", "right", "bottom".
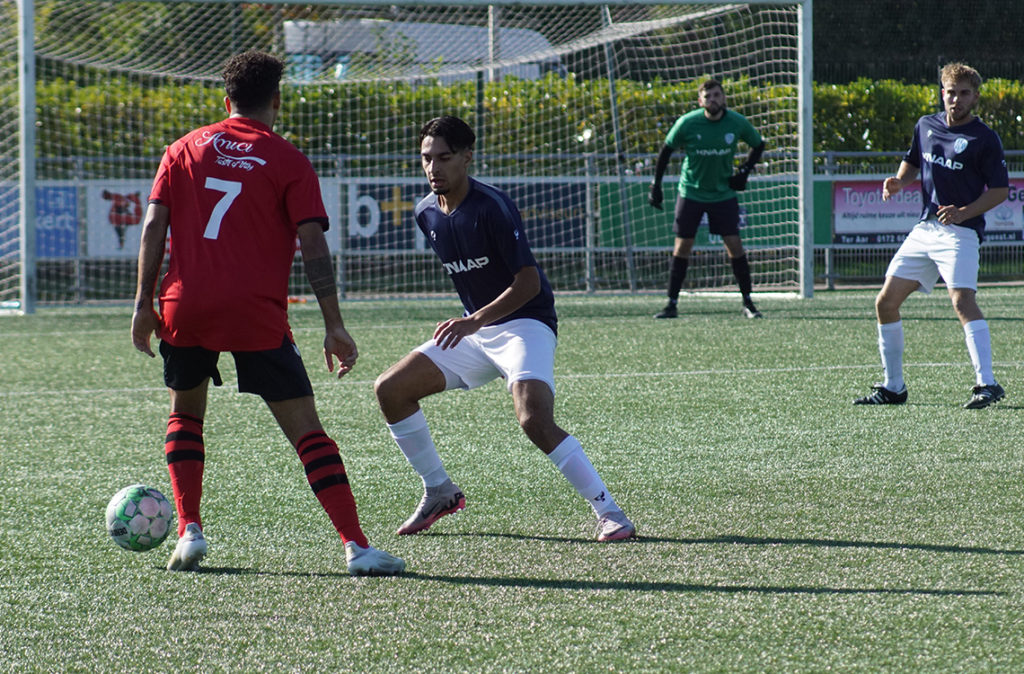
{"left": 373, "top": 370, "right": 400, "bottom": 406}
{"left": 517, "top": 410, "right": 555, "bottom": 446}
{"left": 723, "top": 239, "right": 744, "bottom": 258}
{"left": 673, "top": 242, "right": 693, "bottom": 258}
{"left": 950, "top": 293, "right": 981, "bottom": 321}
{"left": 874, "top": 291, "right": 898, "bottom": 317}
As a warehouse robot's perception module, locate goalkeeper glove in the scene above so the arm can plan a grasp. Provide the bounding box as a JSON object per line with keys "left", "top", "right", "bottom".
{"left": 648, "top": 183, "right": 663, "bottom": 210}
{"left": 728, "top": 163, "right": 754, "bottom": 191}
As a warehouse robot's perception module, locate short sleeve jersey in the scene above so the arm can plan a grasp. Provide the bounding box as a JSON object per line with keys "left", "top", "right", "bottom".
{"left": 414, "top": 178, "right": 558, "bottom": 335}
{"left": 149, "top": 117, "right": 329, "bottom": 351}
{"left": 904, "top": 112, "right": 1009, "bottom": 240}
{"left": 664, "top": 108, "right": 763, "bottom": 203}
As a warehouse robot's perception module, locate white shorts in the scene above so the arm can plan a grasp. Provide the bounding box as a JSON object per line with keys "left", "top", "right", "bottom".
{"left": 885, "top": 220, "right": 980, "bottom": 294}
{"left": 415, "top": 318, "right": 557, "bottom": 394}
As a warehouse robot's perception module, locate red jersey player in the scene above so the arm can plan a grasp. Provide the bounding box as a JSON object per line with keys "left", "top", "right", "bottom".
{"left": 131, "top": 50, "right": 404, "bottom": 576}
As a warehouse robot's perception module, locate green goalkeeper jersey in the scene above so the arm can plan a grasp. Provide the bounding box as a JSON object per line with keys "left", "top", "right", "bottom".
{"left": 664, "top": 108, "right": 762, "bottom": 203}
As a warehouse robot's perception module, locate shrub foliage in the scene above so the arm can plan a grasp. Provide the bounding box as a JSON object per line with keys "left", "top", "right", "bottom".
{"left": 30, "top": 74, "right": 1024, "bottom": 170}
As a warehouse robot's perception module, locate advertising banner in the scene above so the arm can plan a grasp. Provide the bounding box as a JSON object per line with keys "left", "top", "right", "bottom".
{"left": 983, "top": 180, "right": 1024, "bottom": 242}
{"left": 0, "top": 183, "right": 79, "bottom": 258}
{"left": 86, "top": 180, "right": 149, "bottom": 257}
{"left": 832, "top": 179, "right": 921, "bottom": 244}
{"left": 833, "top": 178, "right": 1024, "bottom": 243}
{"left": 36, "top": 186, "right": 79, "bottom": 258}
{"left": 83, "top": 179, "right": 340, "bottom": 256}
{"left": 342, "top": 179, "right": 588, "bottom": 251}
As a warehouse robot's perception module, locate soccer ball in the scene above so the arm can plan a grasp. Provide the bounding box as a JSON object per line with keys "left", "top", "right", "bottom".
{"left": 105, "top": 484, "right": 174, "bottom": 552}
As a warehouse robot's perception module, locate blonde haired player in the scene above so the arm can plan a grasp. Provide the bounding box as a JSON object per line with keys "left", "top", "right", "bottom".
{"left": 854, "top": 63, "right": 1009, "bottom": 408}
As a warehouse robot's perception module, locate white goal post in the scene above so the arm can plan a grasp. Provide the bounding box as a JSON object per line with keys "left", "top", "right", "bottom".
{"left": 1, "top": 0, "right": 812, "bottom": 312}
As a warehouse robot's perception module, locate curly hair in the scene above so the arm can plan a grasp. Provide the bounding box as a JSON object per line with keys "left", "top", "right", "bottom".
{"left": 222, "top": 50, "right": 284, "bottom": 113}
{"left": 940, "top": 62, "right": 982, "bottom": 91}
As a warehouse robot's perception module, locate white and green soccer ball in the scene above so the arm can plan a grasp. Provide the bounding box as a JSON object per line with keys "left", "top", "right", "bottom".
{"left": 105, "top": 484, "right": 174, "bottom": 552}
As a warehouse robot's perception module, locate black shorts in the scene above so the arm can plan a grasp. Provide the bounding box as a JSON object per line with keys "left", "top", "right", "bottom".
{"left": 159, "top": 336, "right": 314, "bottom": 402}
{"left": 674, "top": 197, "right": 741, "bottom": 239}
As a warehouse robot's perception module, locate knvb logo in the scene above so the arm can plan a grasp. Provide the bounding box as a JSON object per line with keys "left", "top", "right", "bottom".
{"left": 196, "top": 131, "right": 267, "bottom": 169}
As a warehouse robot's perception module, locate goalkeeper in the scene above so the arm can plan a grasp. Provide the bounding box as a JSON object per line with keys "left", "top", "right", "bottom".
{"left": 648, "top": 79, "right": 766, "bottom": 319}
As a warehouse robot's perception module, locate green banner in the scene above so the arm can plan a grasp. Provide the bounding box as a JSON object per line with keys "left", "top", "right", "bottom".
{"left": 595, "top": 180, "right": 805, "bottom": 249}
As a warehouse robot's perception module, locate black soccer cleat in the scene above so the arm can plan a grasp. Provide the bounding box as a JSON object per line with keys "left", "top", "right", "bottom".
{"left": 654, "top": 303, "right": 678, "bottom": 319}
{"left": 741, "top": 302, "right": 763, "bottom": 319}
{"left": 854, "top": 383, "right": 908, "bottom": 405}
{"left": 963, "top": 383, "right": 1005, "bottom": 409}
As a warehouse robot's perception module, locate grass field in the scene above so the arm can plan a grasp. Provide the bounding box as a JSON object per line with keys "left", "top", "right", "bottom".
{"left": 3, "top": 290, "right": 1024, "bottom": 671}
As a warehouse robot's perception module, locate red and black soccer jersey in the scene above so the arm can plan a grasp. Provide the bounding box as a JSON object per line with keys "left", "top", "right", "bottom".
{"left": 149, "top": 117, "right": 328, "bottom": 351}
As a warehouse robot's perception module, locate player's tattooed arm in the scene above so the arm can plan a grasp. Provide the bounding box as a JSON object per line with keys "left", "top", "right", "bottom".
{"left": 304, "top": 255, "right": 337, "bottom": 299}
{"left": 296, "top": 221, "right": 354, "bottom": 374}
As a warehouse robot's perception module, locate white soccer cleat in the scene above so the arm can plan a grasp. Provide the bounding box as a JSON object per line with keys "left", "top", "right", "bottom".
{"left": 345, "top": 542, "right": 406, "bottom": 576}
{"left": 166, "top": 522, "right": 207, "bottom": 571}
{"left": 396, "top": 480, "right": 465, "bottom": 535}
{"left": 597, "top": 510, "right": 636, "bottom": 542}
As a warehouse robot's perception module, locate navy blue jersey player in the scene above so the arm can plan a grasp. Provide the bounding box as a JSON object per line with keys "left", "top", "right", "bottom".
{"left": 415, "top": 176, "right": 558, "bottom": 336}
{"left": 906, "top": 112, "right": 1007, "bottom": 238}
{"left": 854, "top": 63, "right": 1010, "bottom": 409}
{"left": 374, "top": 116, "right": 635, "bottom": 542}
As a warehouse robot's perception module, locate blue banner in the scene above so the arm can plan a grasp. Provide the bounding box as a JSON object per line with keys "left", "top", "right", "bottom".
{"left": 0, "top": 184, "right": 79, "bottom": 259}
{"left": 36, "top": 186, "right": 79, "bottom": 258}
{"left": 343, "top": 180, "right": 588, "bottom": 251}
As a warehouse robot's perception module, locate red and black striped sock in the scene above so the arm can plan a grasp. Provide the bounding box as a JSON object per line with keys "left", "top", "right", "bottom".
{"left": 165, "top": 412, "right": 205, "bottom": 537}
{"left": 296, "top": 431, "right": 368, "bottom": 548}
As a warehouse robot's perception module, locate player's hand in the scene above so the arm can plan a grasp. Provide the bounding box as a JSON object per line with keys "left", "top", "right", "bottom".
{"left": 324, "top": 326, "right": 358, "bottom": 378}
{"left": 936, "top": 204, "right": 965, "bottom": 226}
{"left": 648, "top": 184, "right": 663, "bottom": 210}
{"left": 131, "top": 308, "right": 161, "bottom": 357}
{"left": 881, "top": 176, "right": 903, "bottom": 201}
{"left": 433, "top": 316, "right": 482, "bottom": 351}
{"left": 728, "top": 163, "right": 753, "bottom": 191}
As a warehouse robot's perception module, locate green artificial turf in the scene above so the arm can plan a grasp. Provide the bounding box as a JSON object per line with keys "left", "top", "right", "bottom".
{"left": 3, "top": 290, "right": 1024, "bottom": 671}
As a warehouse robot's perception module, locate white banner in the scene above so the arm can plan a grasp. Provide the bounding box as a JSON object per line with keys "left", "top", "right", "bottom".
{"left": 833, "top": 178, "right": 1024, "bottom": 244}
{"left": 86, "top": 180, "right": 149, "bottom": 257}
{"left": 84, "top": 179, "right": 342, "bottom": 257}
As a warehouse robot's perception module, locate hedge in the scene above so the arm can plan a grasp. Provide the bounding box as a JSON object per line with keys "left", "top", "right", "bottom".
{"left": 26, "top": 75, "right": 1024, "bottom": 168}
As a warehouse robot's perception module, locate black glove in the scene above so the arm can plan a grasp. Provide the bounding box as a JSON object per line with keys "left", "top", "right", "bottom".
{"left": 728, "top": 163, "right": 753, "bottom": 191}
{"left": 648, "top": 183, "right": 663, "bottom": 210}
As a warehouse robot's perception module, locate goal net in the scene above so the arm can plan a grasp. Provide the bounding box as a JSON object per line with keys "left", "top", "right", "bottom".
{"left": 0, "top": 1, "right": 20, "bottom": 308}
{"left": 2, "top": 0, "right": 806, "bottom": 307}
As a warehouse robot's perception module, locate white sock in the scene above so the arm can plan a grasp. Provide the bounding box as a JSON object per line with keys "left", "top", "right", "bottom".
{"left": 878, "top": 321, "right": 905, "bottom": 392}
{"left": 547, "top": 435, "right": 617, "bottom": 517}
{"left": 964, "top": 319, "right": 995, "bottom": 386}
{"left": 387, "top": 409, "right": 449, "bottom": 488}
